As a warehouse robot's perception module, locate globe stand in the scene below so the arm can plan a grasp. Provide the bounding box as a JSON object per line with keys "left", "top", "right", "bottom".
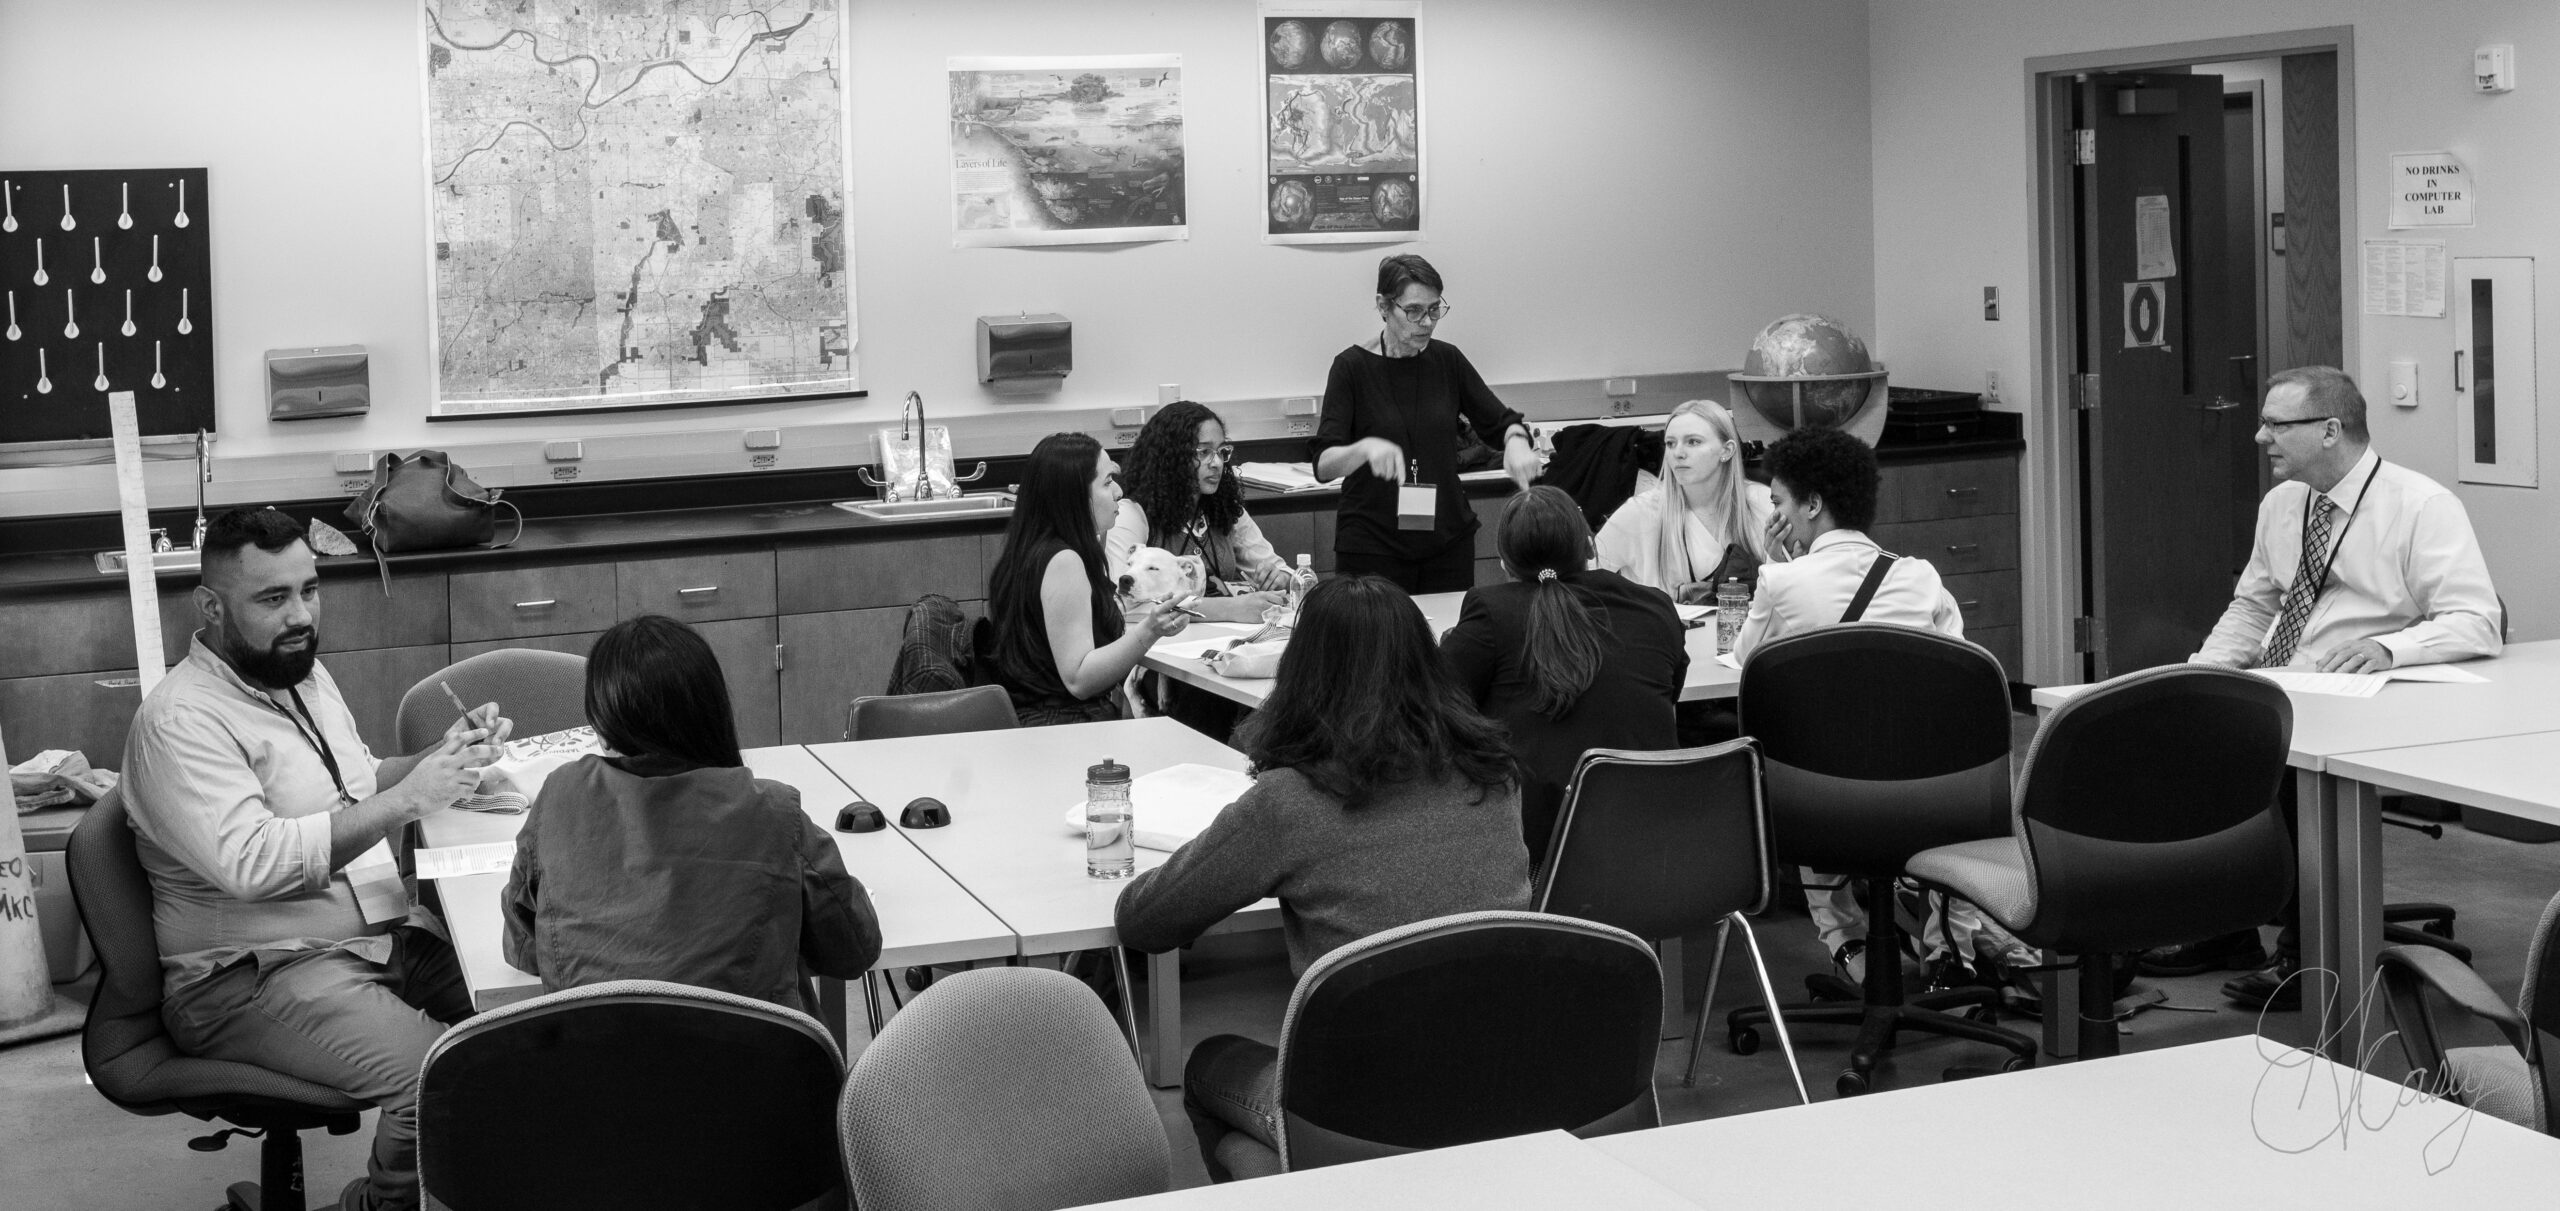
{"left": 1729, "top": 369, "right": 1890, "bottom": 446}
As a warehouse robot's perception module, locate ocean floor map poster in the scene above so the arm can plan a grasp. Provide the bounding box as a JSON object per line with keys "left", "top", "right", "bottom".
{"left": 948, "top": 56, "right": 1187, "bottom": 248}
{"left": 1262, "top": 3, "right": 1421, "bottom": 245}
{"left": 421, "top": 1, "right": 859, "bottom": 419}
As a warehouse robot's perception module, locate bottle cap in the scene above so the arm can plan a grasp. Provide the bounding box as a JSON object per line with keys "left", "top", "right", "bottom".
{"left": 1088, "top": 757, "right": 1131, "bottom": 784}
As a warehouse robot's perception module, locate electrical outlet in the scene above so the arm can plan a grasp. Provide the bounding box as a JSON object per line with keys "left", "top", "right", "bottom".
{"left": 1114, "top": 429, "right": 1136, "bottom": 446}
{"left": 1984, "top": 369, "right": 2002, "bottom": 403}
{"left": 1611, "top": 398, "right": 1634, "bottom": 417}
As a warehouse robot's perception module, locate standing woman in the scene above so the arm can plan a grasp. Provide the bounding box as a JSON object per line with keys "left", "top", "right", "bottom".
{"left": 986, "top": 432, "right": 1188, "bottom": 726}
{"left": 1443, "top": 486, "right": 1688, "bottom": 863}
{"left": 1108, "top": 400, "right": 1298, "bottom": 623}
{"left": 1312, "top": 254, "right": 1541, "bottom": 593}
{"left": 1594, "top": 399, "right": 1778, "bottom": 601}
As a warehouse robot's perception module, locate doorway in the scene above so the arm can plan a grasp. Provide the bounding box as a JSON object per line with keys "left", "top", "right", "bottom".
{"left": 2027, "top": 30, "right": 2354, "bottom": 683}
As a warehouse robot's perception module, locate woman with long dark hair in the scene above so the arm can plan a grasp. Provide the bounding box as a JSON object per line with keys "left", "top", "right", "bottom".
{"left": 1115, "top": 575, "right": 1531, "bottom": 1182}
{"left": 1441, "top": 485, "right": 1688, "bottom": 861}
{"left": 501, "top": 614, "right": 881, "bottom": 1013}
{"left": 1108, "top": 400, "right": 1299, "bottom": 623}
{"left": 987, "top": 432, "right": 1189, "bottom": 725}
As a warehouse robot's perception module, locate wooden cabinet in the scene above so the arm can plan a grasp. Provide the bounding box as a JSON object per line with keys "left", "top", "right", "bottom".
{"left": 3, "top": 593, "right": 147, "bottom": 678}
{"left": 0, "top": 668, "right": 147, "bottom": 764}
{"left": 778, "top": 536, "right": 976, "bottom": 614}
{"left": 617, "top": 550, "right": 776, "bottom": 624}
{"left": 696, "top": 616, "right": 780, "bottom": 748}
{"left": 1874, "top": 449, "right": 2025, "bottom": 682}
{"left": 326, "top": 644, "right": 454, "bottom": 757}
{"left": 451, "top": 560, "right": 617, "bottom": 642}
{"left": 777, "top": 608, "right": 908, "bottom": 745}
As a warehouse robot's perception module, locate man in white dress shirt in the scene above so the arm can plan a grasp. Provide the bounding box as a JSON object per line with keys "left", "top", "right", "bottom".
{"left": 1733, "top": 428, "right": 2030, "bottom": 990}
{"left": 2153, "top": 366, "right": 2502, "bottom": 1009}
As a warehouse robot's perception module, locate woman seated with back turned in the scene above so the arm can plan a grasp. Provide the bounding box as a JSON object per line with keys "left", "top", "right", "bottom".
{"left": 986, "top": 432, "right": 1190, "bottom": 726}
{"left": 1115, "top": 575, "right": 1532, "bottom": 1184}
{"left": 1442, "top": 485, "right": 1687, "bottom": 864}
{"left": 501, "top": 614, "right": 882, "bottom": 1015}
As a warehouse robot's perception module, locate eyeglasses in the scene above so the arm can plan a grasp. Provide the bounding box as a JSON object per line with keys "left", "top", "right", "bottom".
{"left": 1386, "top": 299, "right": 1450, "bottom": 322}
{"left": 1192, "top": 443, "right": 1236, "bottom": 465}
{"left": 2257, "top": 414, "right": 2334, "bottom": 432}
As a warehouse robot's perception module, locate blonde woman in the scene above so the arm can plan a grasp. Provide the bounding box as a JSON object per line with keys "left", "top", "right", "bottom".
{"left": 1594, "top": 399, "right": 1778, "bottom": 602}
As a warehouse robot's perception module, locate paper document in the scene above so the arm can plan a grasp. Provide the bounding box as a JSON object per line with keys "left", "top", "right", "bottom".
{"left": 1153, "top": 627, "right": 1260, "bottom": 662}
{"left": 2250, "top": 670, "right": 2386, "bottom": 698}
{"left": 1715, "top": 652, "right": 1742, "bottom": 670}
{"left": 1062, "top": 763, "right": 1253, "bottom": 852}
{"left": 1676, "top": 604, "right": 1712, "bottom": 623}
{"left": 414, "top": 842, "right": 519, "bottom": 881}
{"left": 2380, "top": 664, "right": 2489, "bottom": 684}
{"left": 1234, "top": 462, "right": 1326, "bottom": 492}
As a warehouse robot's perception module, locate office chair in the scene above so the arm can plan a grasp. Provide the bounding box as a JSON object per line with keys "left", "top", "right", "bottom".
{"left": 1908, "top": 665, "right": 2296, "bottom": 1060}
{"left": 394, "top": 648, "right": 588, "bottom": 753}
{"left": 2376, "top": 885, "right": 2559, "bottom": 1135}
{"left": 1238, "top": 911, "right": 1660, "bottom": 1174}
{"left": 417, "top": 979, "right": 847, "bottom": 1211}
{"left": 1535, "top": 740, "right": 1807, "bottom": 1099}
{"left": 68, "top": 788, "right": 366, "bottom": 1211}
{"left": 1724, "top": 624, "right": 2037, "bottom": 1095}
{"left": 844, "top": 684, "right": 1018, "bottom": 741}
{"left": 838, "top": 968, "right": 1172, "bottom": 1211}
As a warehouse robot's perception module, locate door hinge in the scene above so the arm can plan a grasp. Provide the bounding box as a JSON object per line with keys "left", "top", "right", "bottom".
{"left": 2072, "top": 617, "right": 2106, "bottom": 654}
{"left": 2072, "top": 373, "right": 2100, "bottom": 411}
{"left": 2072, "top": 129, "right": 2095, "bottom": 165}
{"left": 773, "top": 643, "right": 785, "bottom": 670}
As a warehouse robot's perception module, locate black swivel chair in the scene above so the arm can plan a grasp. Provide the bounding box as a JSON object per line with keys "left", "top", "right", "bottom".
{"left": 844, "top": 684, "right": 1019, "bottom": 741}
{"left": 1222, "top": 911, "right": 1661, "bottom": 1174}
{"left": 1724, "top": 624, "right": 2037, "bottom": 1095}
{"left": 418, "top": 979, "right": 848, "bottom": 1210}
{"left": 68, "top": 788, "right": 366, "bottom": 1211}
{"left": 1535, "top": 740, "right": 1807, "bottom": 1098}
{"left": 1907, "top": 666, "right": 2296, "bottom": 1060}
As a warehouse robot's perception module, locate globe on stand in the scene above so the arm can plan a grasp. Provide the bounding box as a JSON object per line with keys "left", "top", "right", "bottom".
{"left": 1728, "top": 313, "right": 1889, "bottom": 445}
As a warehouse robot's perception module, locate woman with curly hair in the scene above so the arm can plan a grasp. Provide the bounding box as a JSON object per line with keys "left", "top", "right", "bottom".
{"left": 1107, "top": 400, "right": 1300, "bottom": 625}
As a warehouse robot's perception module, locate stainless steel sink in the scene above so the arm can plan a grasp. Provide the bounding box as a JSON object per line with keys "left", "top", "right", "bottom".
{"left": 96, "top": 548, "right": 205, "bottom": 575}
{"left": 834, "top": 492, "right": 1014, "bottom": 520}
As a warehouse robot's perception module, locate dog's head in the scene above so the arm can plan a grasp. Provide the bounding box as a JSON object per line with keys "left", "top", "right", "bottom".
{"left": 1118, "top": 546, "right": 1206, "bottom": 603}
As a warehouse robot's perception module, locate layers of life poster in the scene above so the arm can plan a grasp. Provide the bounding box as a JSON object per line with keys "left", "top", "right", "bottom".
{"left": 948, "top": 55, "right": 1188, "bottom": 248}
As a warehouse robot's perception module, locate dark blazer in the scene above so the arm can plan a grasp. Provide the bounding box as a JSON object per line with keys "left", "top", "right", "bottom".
{"left": 1440, "top": 569, "right": 1688, "bottom": 861}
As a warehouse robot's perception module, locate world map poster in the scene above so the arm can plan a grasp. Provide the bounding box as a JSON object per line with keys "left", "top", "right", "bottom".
{"left": 1262, "top": 3, "right": 1422, "bottom": 245}
{"left": 421, "top": 1, "right": 860, "bottom": 419}
{"left": 947, "top": 55, "right": 1188, "bottom": 249}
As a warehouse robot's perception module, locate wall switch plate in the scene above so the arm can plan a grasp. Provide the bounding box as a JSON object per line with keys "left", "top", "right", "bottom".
{"left": 2389, "top": 358, "right": 2420, "bottom": 408}
{"left": 743, "top": 428, "right": 782, "bottom": 449}
{"left": 1110, "top": 406, "right": 1149, "bottom": 428}
{"left": 543, "top": 440, "right": 583, "bottom": 462}
{"left": 1157, "top": 383, "right": 1182, "bottom": 406}
{"left": 1280, "top": 396, "right": 1319, "bottom": 416}
{"left": 1603, "top": 377, "right": 1638, "bottom": 397}
{"left": 1983, "top": 286, "right": 2000, "bottom": 321}
{"left": 332, "top": 450, "right": 376, "bottom": 474}
{"left": 1985, "top": 369, "right": 2002, "bottom": 402}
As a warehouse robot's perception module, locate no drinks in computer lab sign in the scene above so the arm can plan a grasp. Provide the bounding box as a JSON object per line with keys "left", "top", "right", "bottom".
{"left": 2122, "top": 280, "right": 2167, "bottom": 350}
{"left": 2389, "top": 151, "right": 2474, "bottom": 229}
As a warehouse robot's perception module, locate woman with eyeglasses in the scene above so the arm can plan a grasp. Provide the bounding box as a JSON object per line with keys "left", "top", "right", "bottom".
{"left": 1312, "top": 254, "right": 1540, "bottom": 594}
{"left": 1109, "top": 400, "right": 1299, "bottom": 624}
{"left": 1593, "top": 399, "right": 1780, "bottom": 602}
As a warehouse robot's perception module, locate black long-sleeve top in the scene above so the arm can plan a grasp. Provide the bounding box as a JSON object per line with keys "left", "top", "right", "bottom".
{"left": 1311, "top": 340, "right": 1527, "bottom": 562}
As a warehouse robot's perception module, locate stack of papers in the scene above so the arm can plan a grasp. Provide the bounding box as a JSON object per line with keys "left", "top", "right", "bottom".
{"left": 1235, "top": 462, "right": 1325, "bottom": 492}
{"left": 2250, "top": 664, "right": 2490, "bottom": 698}
{"left": 1062, "top": 762, "right": 1255, "bottom": 852}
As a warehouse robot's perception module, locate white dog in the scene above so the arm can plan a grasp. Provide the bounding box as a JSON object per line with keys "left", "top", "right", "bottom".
{"left": 1116, "top": 546, "right": 1206, "bottom": 717}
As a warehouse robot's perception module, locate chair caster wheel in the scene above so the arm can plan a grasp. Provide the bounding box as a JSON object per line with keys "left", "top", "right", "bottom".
{"left": 1964, "top": 1003, "right": 1997, "bottom": 1024}
{"left": 1836, "top": 1069, "right": 1870, "bottom": 1097}
{"left": 2002, "top": 1054, "right": 2034, "bottom": 1074}
{"left": 905, "top": 967, "right": 934, "bottom": 993}
{"left": 1730, "top": 1028, "right": 1761, "bottom": 1056}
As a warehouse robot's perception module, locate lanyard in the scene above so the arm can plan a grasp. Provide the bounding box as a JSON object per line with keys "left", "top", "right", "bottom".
{"left": 2297, "top": 459, "right": 2382, "bottom": 606}
{"left": 273, "top": 686, "right": 353, "bottom": 807}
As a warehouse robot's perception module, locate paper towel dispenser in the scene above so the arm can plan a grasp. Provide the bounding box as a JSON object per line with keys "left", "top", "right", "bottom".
{"left": 977, "top": 314, "right": 1071, "bottom": 383}
{"left": 266, "top": 345, "right": 371, "bottom": 420}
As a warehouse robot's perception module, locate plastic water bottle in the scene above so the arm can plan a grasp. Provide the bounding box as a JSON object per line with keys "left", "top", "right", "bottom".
{"left": 1715, "top": 578, "right": 1750, "bottom": 654}
{"left": 1292, "top": 553, "right": 1315, "bottom": 611}
{"left": 1085, "top": 757, "right": 1135, "bottom": 880}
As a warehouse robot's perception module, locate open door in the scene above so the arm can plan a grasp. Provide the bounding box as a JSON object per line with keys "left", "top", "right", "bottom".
{"left": 2074, "top": 72, "right": 2255, "bottom": 677}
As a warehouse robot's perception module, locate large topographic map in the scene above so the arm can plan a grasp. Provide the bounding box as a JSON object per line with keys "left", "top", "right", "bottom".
{"left": 423, "top": 1, "right": 858, "bottom": 417}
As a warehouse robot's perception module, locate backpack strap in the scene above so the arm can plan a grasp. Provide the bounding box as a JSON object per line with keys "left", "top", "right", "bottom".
{"left": 1840, "top": 552, "right": 1900, "bottom": 624}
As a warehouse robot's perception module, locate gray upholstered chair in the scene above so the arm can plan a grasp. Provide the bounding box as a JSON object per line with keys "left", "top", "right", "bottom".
{"left": 1254, "top": 910, "right": 1662, "bottom": 1174}
{"left": 68, "top": 787, "right": 366, "bottom": 1211}
{"left": 1535, "top": 739, "right": 1807, "bottom": 1098}
{"left": 417, "top": 979, "right": 847, "bottom": 1211}
{"left": 844, "top": 684, "right": 1018, "bottom": 741}
{"left": 395, "top": 647, "right": 588, "bottom": 753}
{"left": 1907, "top": 664, "right": 2295, "bottom": 1060}
{"left": 2376, "top": 887, "right": 2559, "bottom": 1134}
{"left": 838, "top": 967, "right": 1171, "bottom": 1211}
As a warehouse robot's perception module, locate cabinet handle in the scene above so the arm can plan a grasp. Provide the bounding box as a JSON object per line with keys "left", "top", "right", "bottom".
{"left": 1957, "top": 599, "right": 1983, "bottom": 609}
{"left": 1945, "top": 543, "right": 1981, "bottom": 556}
{"left": 514, "top": 599, "right": 557, "bottom": 610}
{"left": 94, "top": 677, "right": 143, "bottom": 689}
{"left": 1945, "top": 486, "right": 1981, "bottom": 498}
{"left": 678, "top": 585, "right": 720, "bottom": 598}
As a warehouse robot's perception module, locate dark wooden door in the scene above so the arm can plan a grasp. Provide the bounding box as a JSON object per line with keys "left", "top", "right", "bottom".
{"left": 2075, "top": 72, "right": 2254, "bottom": 677}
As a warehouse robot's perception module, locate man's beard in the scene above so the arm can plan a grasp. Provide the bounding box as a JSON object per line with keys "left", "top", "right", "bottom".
{"left": 220, "top": 618, "right": 321, "bottom": 689}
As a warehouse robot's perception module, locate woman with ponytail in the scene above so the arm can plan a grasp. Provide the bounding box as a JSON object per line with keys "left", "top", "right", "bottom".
{"left": 1441, "top": 485, "right": 1687, "bottom": 862}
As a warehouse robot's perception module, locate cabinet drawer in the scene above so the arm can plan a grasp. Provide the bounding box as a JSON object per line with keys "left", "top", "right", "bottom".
{"left": 451, "top": 562, "right": 618, "bottom": 642}
{"left": 453, "top": 631, "right": 597, "bottom": 663}
{"left": 1876, "top": 456, "right": 2019, "bottom": 523}
{"left": 1868, "top": 514, "right": 2018, "bottom": 577}
{"left": 1940, "top": 570, "right": 2021, "bottom": 630}
{"left": 0, "top": 668, "right": 147, "bottom": 763}
{"left": 619, "top": 551, "right": 775, "bottom": 624}
{"left": 154, "top": 571, "right": 450, "bottom": 658}
{"left": 778, "top": 536, "right": 977, "bottom": 614}
{"left": 324, "top": 644, "right": 452, "bottom": 758}
{"left": 2, "top": 594, "right": 147, "bottom": 677}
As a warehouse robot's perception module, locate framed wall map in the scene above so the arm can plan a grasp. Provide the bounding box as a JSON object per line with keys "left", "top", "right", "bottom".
{"left": 421, "top": 0, "right": 861, "bottom": 420}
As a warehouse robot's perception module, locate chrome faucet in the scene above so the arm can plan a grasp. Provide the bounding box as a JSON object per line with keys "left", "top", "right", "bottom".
{"left": 190, "top": 428, "right": 210, "bottom": 551}
{"left": 902, "top": 391, "right": 933, "bottom": 499}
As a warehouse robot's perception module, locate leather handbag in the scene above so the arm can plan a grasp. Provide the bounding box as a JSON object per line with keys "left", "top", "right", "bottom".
{"left": 343, "top": 451, "right": 523, "bottom": 587}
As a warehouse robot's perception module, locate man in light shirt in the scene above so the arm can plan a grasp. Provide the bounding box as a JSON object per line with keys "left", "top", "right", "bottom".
{"left": 124, "top": 508, "right": 510, "bottom": 1211}
{"left": 2152, "top": 366, "right": 2501, "bottom": 1009}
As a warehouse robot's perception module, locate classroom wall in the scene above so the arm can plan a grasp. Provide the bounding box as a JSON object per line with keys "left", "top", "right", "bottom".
{"left": 1869, "top": 0, "right": 2560, "bottom": 665}
{"left": 0, "top": 0, "right": 1873, "bottom": 475}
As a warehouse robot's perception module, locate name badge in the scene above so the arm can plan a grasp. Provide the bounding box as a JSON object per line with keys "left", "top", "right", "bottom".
{"left": 1398, "top": 481, "right": 1437, "bottom": 531}
{"left": 346, "top": 839, "right": 408, "bottom": 926}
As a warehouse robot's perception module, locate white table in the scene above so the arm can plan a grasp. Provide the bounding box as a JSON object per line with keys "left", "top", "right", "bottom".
{"left": 422, "top": 745, "right": 1017, "bottom": 1027}
{"left": 1076, "top": 1130, "right": 1699, "bottom": 1210}
{"left": 2030, "top": 640, "right": 2560, "bottom": 1062}
{"left": 806, "top": 718, "right": 1276, "bottom": 1087}
{"left": 1142, "top": 590, "right": 1740, "bottom": 709}
{"left": 2327, "top": 730, "right": 2560, "bottom": 829}
{"left": 1592, "top": 1036, "right": 2560, "bottom": 1206}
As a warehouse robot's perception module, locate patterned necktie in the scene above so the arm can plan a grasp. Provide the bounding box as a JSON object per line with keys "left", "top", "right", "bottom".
{"left": 2261, "top": 494, "right": 2339, "bottom": 667}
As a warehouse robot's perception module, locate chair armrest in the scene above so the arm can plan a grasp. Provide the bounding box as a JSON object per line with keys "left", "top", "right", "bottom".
{"left": 2377, "top": 944, "right": 2537, "bottom": 1060}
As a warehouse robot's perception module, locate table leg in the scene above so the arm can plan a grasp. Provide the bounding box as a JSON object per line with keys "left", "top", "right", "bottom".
{"left": 818, "top": 977, "right": 849, "bottom": 1052}
{"left": 2038, "top": 948, "right": 2079, "bottom": 1060}
{"left": 1659, "top": 937, "right": 1685, "bottom": 1040}
{"left": 1147, "top": 948, "right": 1183, "bottom": 1089}
{"left": 2331, "top": 776, "right": 2388, "bottom": 1064}
{"left": 2295, "top": 767, "right": 2348, "bottom": 1062}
